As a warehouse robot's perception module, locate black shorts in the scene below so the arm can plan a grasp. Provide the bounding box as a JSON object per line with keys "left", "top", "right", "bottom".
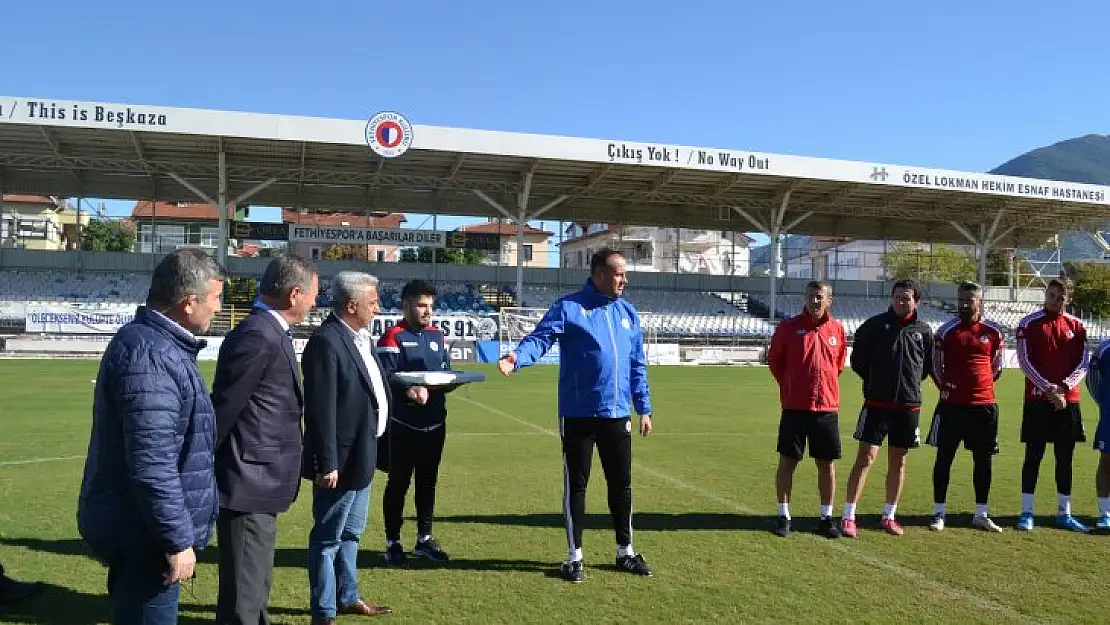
{"left": 925, "top": 402, "right": 999, "bottom": 454}
{"left": 777, "top": 410, "right": 841, "bottom": 461}
{"left": 853, "top": 405, "right": 921, "bottom": 449}
{"left": 1020, "top": 401, "right": 1086, "bottom": 445}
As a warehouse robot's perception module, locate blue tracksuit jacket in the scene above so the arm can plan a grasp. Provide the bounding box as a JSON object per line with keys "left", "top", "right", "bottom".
{"left": 512, "top": 279, "right": 652, "bottom": 419}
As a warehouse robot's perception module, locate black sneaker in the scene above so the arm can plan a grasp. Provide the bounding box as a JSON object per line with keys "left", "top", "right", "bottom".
{"left": 615, "top": 553, "right": 653, "bottom": 577}
{"left": 818, "top": 516, "right": 841, "bottom": 539}
{"left": 384, "top": 542, "right": 406, "bottom": 566}
{"left": 560, "top": 559, "right": 585, "bottom": 583}
{"left": 414, "top": 538, "right": 450, "bottom": 562}
{"left": 773, "top": 515, "right": 791, "bottom": 537}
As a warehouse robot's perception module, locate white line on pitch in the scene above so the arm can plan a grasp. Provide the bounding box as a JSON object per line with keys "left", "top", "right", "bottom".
{"left": 455, "top": 395, "right": 1042, "bottom": 625}
{"left": 0, "top": 454, "right": 86, "bottom": 467}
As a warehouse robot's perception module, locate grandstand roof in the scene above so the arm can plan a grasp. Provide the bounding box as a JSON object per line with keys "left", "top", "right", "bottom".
{"left": 1, "top": 95, "right": 1109, "bottom": 248}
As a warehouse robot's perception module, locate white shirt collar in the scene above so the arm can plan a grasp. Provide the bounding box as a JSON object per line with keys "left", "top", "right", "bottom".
{"left": 266, "top": 309, "right": 290, "bottom": 332}
{"left": 148, "top": 308, "right": 196, "bottom": 341}
{"left": 335, "top": 314, "right": 369, "bottom": 343}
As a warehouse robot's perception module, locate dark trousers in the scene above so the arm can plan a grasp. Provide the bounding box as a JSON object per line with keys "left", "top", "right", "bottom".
{"left": 932, "top": 443, "right": 993, "bottom": 506}
{"left": 105, "top": 546, "right": 180, "bottom": 625}
{"left": 560, "top": 416, "right": 633, "bottom": 554}
{"left": 1022, "top": 441, "right": 1076, "bottom": 495}
{"left": 216, "top": 509, "right": 277, "bottom": 625}
{"left": 383, "top": 422, "right": 447, "bottom": 541}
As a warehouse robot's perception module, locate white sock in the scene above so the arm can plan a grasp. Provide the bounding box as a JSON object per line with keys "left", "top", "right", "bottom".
{"left": 883, "top": 503, "right": 897, "bottom": 520}
{"left": 778, "top": 502, "right": 791, "bottom": 519}
{"left": 1099, "top": 497, "right": 1110, "bottom": 516}
{"left": 843, "top": 503, "right": 857, "bottom": 520}
{"left": 1058, "top": 494, "right": 1071, "bottom": 516}
{"left": 617, "top": 544, "right": 635, "bottom": 558}
{"left": 975, "top": 504, "right": 989, "bottom": 518}
{"left": 934, "top": 502, "right": 946, "bottom": 517}
{"left": 819, "top": 504, "right": 833, "bottom": 519}
{"left": 568, "top": 547, "right": 583, "bottom": 563}
{"left": 1021, "top": 493, "right": 1035, "bottom": 514}
{"left": 419, "top": 534, "right": 432, "bottom": 543}
{"left": 387, "top": 539, "right": 400, "bottom": 547}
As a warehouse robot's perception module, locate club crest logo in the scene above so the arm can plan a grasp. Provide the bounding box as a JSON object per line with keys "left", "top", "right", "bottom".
{"left": 828, "top": 336, "right": 837, "bottom": 346}
{"left": 429, "top": 341, "right": 439, "bottom": 352}
{"left": 365, "top": 111, "right": 413, "bottom": 159}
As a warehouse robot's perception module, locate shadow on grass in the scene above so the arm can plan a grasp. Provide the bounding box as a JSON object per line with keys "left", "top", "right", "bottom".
{"left": 0, "top": 583, "right": 221, "bottom": 625}
{"left": 0, "top": 536, "right": 558, "bottom": 577}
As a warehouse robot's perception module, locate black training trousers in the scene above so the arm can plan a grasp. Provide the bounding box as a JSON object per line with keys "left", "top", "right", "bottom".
{"left": 383, "top": 422, "right": 447, "bottom": 542}
{"left": 560, "top": 416, "right": 633, "bottom": 552}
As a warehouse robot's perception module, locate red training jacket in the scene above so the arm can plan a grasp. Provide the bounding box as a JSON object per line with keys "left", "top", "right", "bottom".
{"left": 1016, "top": 309, "right": 1088, "bottom": 404}
{"left": 931, "top": 316, "right": 1005, "bottom": 405}
{"left": 768, "top": 311, "right": 848, "bottom": 412}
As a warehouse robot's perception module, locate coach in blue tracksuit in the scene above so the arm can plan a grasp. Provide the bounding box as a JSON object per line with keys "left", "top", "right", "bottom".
{"left": 498, "top": 247, "right": 655, "bottom": 583}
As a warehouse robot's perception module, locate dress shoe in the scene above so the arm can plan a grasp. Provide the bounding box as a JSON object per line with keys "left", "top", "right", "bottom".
{"left": 339, "top": 599, "right": 392, "bottom": 616}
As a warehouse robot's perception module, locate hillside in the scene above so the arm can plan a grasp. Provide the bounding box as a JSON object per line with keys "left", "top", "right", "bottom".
{"left": 990, "top": 134, "right": 1110, "bottom": 184}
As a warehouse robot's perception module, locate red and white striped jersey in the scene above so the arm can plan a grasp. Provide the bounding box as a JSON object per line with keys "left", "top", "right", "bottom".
{"left": 1015, "top": 309, "right": 1088, "bottom": 404}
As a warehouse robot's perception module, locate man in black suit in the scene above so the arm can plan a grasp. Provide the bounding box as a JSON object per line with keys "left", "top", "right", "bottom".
{"left": 211, "top": 255, "right": 319, "bottom": 625}
{"left": 302, "top": 271, "right": 392, "bottom": 624}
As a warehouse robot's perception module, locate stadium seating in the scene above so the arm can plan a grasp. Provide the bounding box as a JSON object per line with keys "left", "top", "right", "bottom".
{"left": 754, "top": 294, "right": 952, "bottom": 336}
{"left": 305, "top": 278, "right": 498, "bottom": 326}
{"left": 517, "top": 285, "right": 774, "bottom": 337}
{"left": 0, "top": 270, "right": 147, "bottom": 322}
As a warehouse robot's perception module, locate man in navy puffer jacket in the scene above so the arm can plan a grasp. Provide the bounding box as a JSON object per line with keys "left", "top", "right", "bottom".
{"left": 499, "top": 248, "right": 655, "bottom": 583}
{"left": 78, "top": 248, "right": 225, "bottom": 625}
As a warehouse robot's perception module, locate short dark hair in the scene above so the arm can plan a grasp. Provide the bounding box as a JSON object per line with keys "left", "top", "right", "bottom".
{"left": 401, "top": 279, "right": 437, "bottom": 302}
{"left": 590, "top": 248, "right": 624, "bottom": 275}
{"left": 260, "top": 254, "right": 317, "bottom": 299}
{"left": 1047, "top": 278, "right": 1071, "bottom": 297}
{"left": 957, "top": 281, "right": 983, "bottom": 297}
{"left": 806, "top": 280, "right": 832, "bottom": 296}
{"left": 892, "top": 278, "right": 921, "bottom": 302}
{"left": 147, "top": 248, "right": 225, "bottom": 309}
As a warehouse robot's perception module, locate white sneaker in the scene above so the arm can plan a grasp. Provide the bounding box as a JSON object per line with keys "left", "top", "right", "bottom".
{"left": 929, "top": 514, "right": 945, "bottom": 531}
{"left": 973, "top": 515, "right": 1003, "bottom": 533}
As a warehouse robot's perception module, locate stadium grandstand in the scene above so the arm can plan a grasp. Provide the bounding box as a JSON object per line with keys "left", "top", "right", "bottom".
{"left": 3, "top": 95, "right": 1110, "bottom": 361}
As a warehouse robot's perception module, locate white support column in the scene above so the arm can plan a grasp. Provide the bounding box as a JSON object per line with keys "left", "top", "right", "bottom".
{"left": 731, "top": 191, "right": 806, "bottom": 321}
{"left": 951, "top": 205, "right": 1012, "bottom": 288}
{"left": 218, "top": 148, "right": 228, "bottom": 269}
{"left": 169, "top": 158, "right": 276, "bottom": 270}
{"left": 475, "top": 182, "right": 568, "bottom": 301}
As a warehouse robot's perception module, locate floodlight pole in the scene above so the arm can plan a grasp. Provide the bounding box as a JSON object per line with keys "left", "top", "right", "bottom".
{"left": 731, "top": 190, "right": 810, "bottom": 321}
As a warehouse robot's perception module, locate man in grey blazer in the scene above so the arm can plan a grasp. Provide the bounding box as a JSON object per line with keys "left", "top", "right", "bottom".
{"left": 301, "top": 271, "right": 392, "bottom": 623}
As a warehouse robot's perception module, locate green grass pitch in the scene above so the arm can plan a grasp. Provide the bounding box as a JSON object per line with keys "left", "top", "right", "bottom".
{"left": 0, "top": 360, "right": 1107, "bottom": 624}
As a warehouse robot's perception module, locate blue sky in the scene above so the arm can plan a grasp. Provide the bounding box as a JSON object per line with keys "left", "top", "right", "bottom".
{"left": 4, "top": 0, "right": 1108, "bottom": 263}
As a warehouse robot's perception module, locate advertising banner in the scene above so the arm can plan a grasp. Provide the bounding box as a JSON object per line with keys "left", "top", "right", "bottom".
{"left": 25, "top": 305, "right": 135, "bottom": 334}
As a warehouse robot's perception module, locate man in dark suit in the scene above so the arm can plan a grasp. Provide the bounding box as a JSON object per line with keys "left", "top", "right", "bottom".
{"left": 211, "top": 255, "right": 319, "bottom": 625}
{"left": 302, "top": 271, "right": 392, "bottom": 624}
